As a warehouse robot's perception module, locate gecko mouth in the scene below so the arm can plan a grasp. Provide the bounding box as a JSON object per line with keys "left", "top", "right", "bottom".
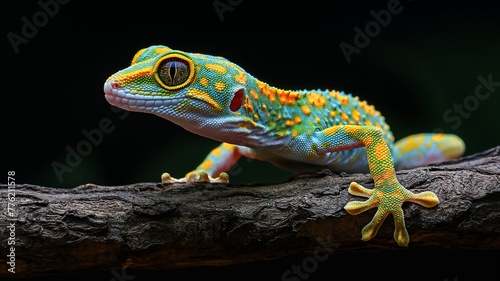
{"left": 103, "top": 81, "right": 181, "bottom": 111}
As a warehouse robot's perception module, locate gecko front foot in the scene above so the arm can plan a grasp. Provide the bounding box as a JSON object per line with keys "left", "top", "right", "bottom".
{"left": 344, "top": 182, "right": 439, "bottom": 246}
{"left": 161, "top": 171, "right": 229, "bottom": 184}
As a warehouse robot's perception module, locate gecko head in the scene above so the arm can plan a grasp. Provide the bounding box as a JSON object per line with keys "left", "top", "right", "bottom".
{"left": 104, "top": 45, "right": 252, "bottom": 139}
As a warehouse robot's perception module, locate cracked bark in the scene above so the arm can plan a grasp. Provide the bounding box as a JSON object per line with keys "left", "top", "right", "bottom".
{"left": 1, "top": 146, "right": 499, "bottom": 278}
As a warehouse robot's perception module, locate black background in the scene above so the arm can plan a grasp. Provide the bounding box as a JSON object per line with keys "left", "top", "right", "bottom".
{"left": 2, "top": 0, "right": 500, "bottom": 280}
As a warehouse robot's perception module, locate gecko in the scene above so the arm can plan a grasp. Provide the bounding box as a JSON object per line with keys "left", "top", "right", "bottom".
{"left": 104, "top": 45, "right": 465, "bottom": 246}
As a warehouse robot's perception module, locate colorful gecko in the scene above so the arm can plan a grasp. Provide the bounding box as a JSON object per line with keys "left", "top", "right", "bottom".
{"left": 104, "top": 45, "right": 465, "bottom": 246}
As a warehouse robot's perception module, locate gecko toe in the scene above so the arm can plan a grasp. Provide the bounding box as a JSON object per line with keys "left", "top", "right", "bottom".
{"left": 361, "top": 208, "right": 389, "bottom": 242}
{"left": 348, "top": 182, "right": 373, "bottom": 198}
{"left": 344, "top": 196, "right": 379, "bottom": 215}
{"left": 393, "top": 209, "right": 410, "bottom": 247}
{"left": 407, "top": 191, "right": 440, "bottom": 208}
{"left": 212, "top": 172, "right": 229, "bottom": 183}
{"left": 161, "top": 173, "right": 181, "bottom": 184}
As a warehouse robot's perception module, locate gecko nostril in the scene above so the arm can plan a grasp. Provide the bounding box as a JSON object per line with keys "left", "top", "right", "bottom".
{"left": 103, "top": 80, "right": 118, "bottom": 95}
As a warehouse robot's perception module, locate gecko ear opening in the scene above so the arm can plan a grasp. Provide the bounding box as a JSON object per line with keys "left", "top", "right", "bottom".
{"left": 229, "top": 89, "right": 244, "bottom": 111}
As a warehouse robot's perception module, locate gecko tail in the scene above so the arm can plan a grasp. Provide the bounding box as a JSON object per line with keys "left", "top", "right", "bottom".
{"left": 392, "top": 133, "right": 465, "bottom": 170}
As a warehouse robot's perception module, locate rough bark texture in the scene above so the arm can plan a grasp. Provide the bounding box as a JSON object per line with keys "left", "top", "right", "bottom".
{"left": 1, "top": 146, "right": 500, "bottom": 278}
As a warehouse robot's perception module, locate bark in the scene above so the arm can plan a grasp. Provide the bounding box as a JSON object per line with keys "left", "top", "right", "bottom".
{"left": 1, "top": 146, "right": 500, "bottom": 278}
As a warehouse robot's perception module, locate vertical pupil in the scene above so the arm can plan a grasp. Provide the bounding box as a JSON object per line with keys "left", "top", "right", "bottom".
{"left": 168, "top": 62, "right": 178, "bottom": 81}
{"left": 159, "top": 58, "right": 190, "bottom": 87}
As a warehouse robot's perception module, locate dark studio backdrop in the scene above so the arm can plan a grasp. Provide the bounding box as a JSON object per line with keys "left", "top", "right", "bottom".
{"left": 2, "top": 0, "right": 500, "bottom": 280}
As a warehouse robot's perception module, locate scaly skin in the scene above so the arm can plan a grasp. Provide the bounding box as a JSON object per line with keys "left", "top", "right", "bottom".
{"left": 104, "top": 45, "right": 465, "bottom": 246}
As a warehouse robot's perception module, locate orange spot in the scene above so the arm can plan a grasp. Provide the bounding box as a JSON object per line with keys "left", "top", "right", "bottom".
{"left": 249, "top": 89, "right": 259, "bottom": 100}
{"left": 364, "top": 136, "right": 374, "bottom": 147}
{"left": 345, "top": 126, "right": 360, "bottom": 133}
{"left": 432, "top": 134, "right": 445, "bottom": 142}
{"left": 286, "top": 120, "right": 294, "bottom": 127}
{"left": 214, "top": 82, "right": 225, "bottom": 92}
{"left": 261, "top": 103, "right": 267, "bottom": 111}
{"left": 291, "top": 130, "right": 298, "bottom": 138}
{"left": 205, "top": 63, "right": 227, "bottom": 74}
{"left": 154, "top": 47, "right": 171, "bottom": 54}
{"left": 222, "top": 143, "right": 236, "bottom": 150}
{"left": 234, "top": 72, "right": 247, "bottom": 83}
{"left": 374, "top": 142, "right": 388, "bottom": 161}
{"left": 116, "top": 68, "right": 151, "bottom": 84}
{"left": 243, "top": 95, "right": 254, "bottom": 113}
{"left": 330, "top": 110, "right": 336, "bottom": 118}
{"left": 358, "top": 100, "right": 376, "bottom": 116}
{"left": 212, "top": 147, "right": 222, "bottom": 157}
{"left": 352, "top": 109, "right": 361, "bottom": 125}
{"left": 294, "top": 116, "right": 302, "bottom": 124}
{"left": 199, "top": 77, "right": 209, "bottom": 87}
{"left": 257, "top": 81, "right": 276, "bottom": 103}
{"left": 374, "top": 122, "right": 383, "bottom": 132}
{"left": 324, "top": 126, "right": 341, "bottom": 135}
{"left": 341, "top": 112, "right": 349, "bottom": 122}
{"left": 301, "top": 105, "right": 311, "bottom": 115}
{"left": 308, "top": 92, "right": 327, "bottom": 107}
{"left": 200, "top": 159, "right": 213, "bottom": 170}
{"left": 330, "top": 90, "right": 349, "bottom": 106}
{"left": 314, "top": 116, "right": 321, "bottom": 123}
{"left": 364, "top": 119, "right": 373, "bottom": 126}
{"left": 277, "top": 89, "right": 300, "bottom": 106}
{"left": 399, "top": 135, "right": 424, "bottom": 153}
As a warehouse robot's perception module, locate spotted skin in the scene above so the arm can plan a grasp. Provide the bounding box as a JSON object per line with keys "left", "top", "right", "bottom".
{"left": 104, "top": 45, "right": 465, "bottom": 246}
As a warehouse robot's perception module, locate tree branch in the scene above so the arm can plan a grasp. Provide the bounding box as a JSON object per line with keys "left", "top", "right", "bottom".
{"left": 1, "top": 146, "right": 500, "bottom": 278}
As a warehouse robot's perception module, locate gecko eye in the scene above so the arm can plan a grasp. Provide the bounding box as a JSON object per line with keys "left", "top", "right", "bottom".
{"left": 154, "top": 53, "right": 196, "bottom": 90}
{"left": 158, "top": 59, "right": 189, "bottom": 86}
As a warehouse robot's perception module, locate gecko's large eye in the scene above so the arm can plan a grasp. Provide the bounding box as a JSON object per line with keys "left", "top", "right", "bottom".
{"left": 159, "top": 59, "right": 189, "bottom": 86}
{"left": 154, "top": 54, "right": 196, "bottom": 90}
